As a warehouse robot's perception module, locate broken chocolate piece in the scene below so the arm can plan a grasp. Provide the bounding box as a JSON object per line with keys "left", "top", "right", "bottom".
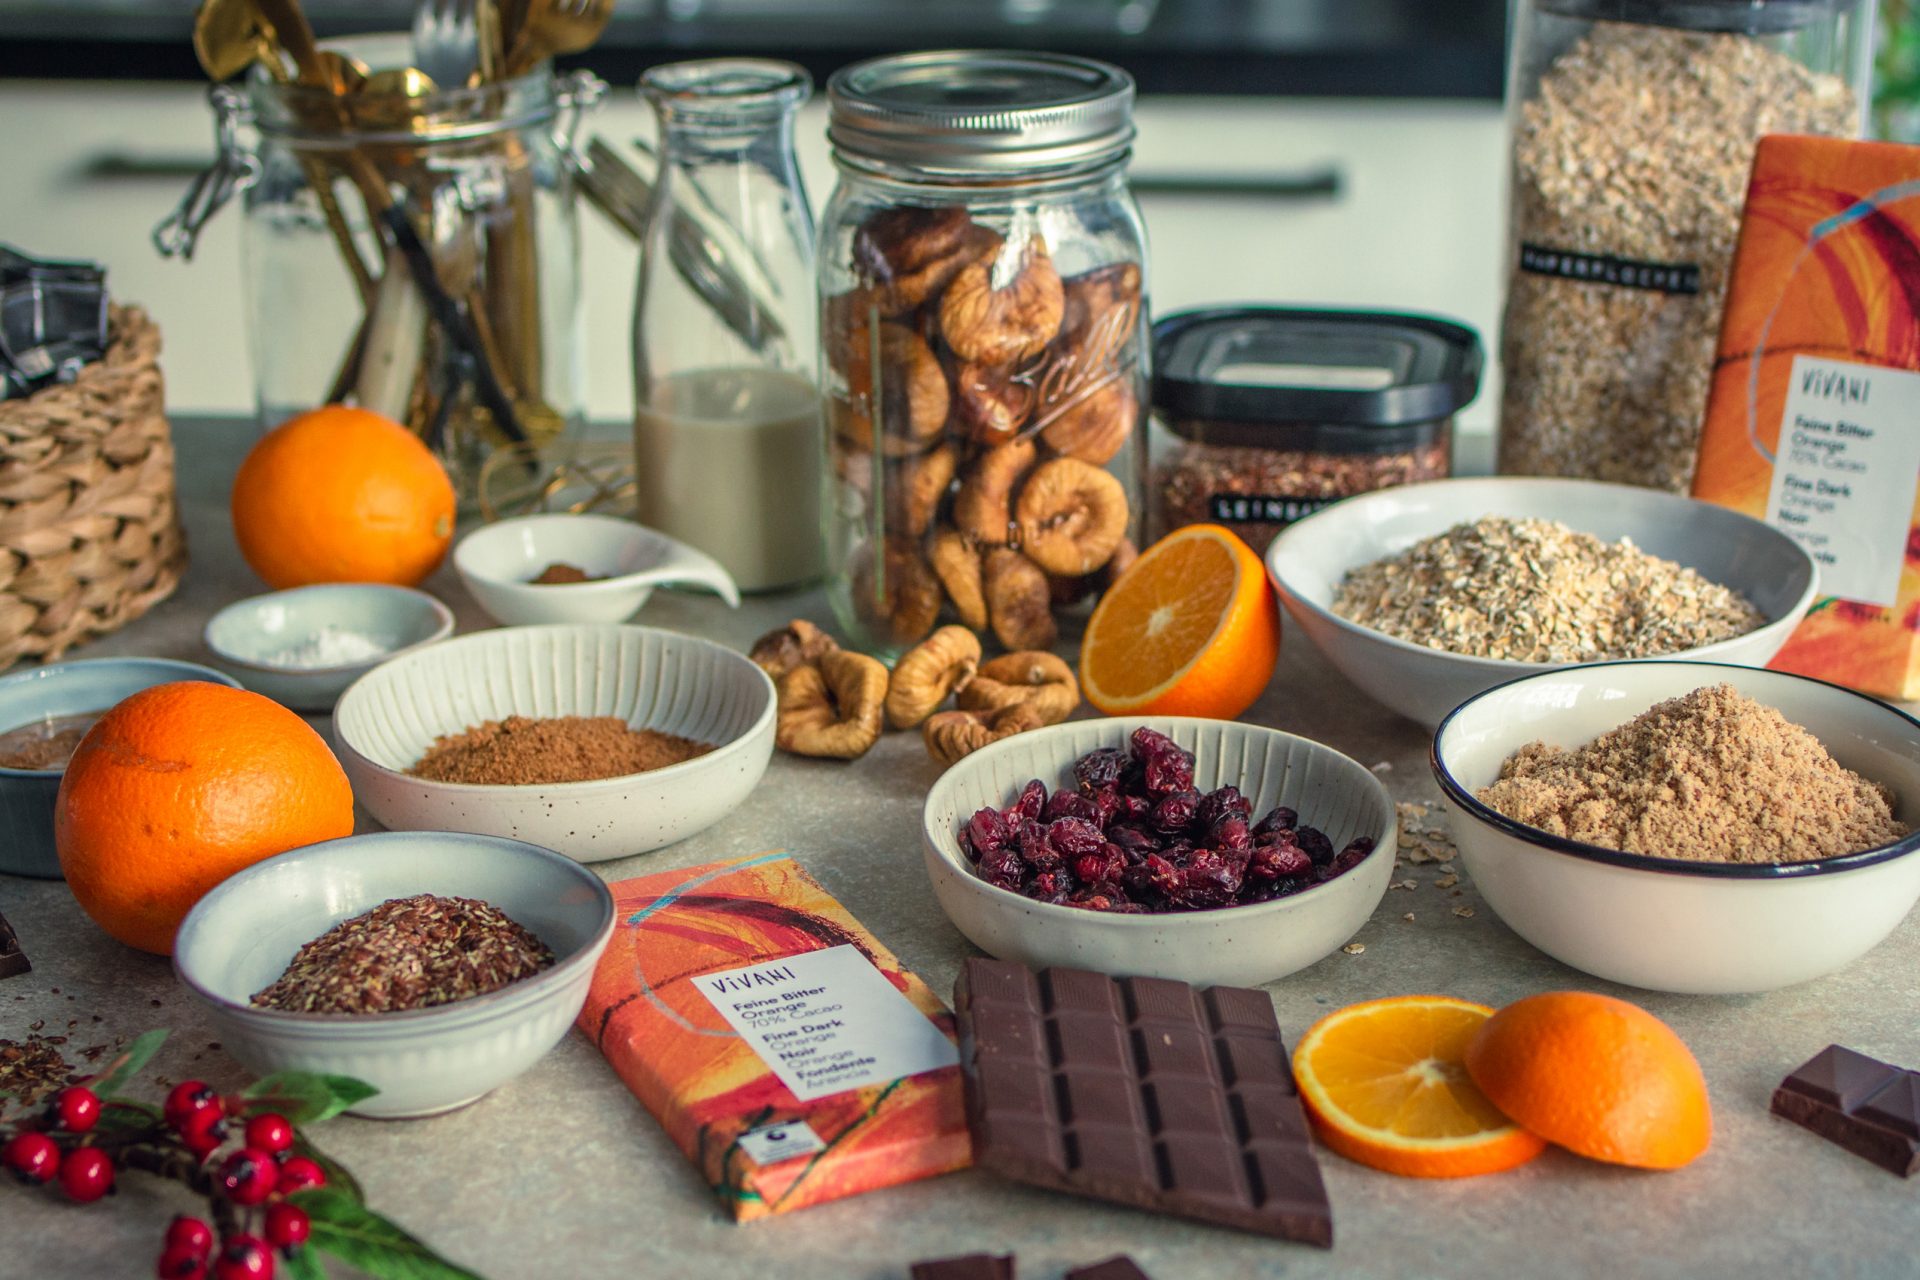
{"left": 954, "top": 957, "right": 1332, "bottom": 1246}
{"left": 1772, "top": 1044, "right": 1920, "bottom": 1177}
{"left": 0, "top": 911, "right": 28, "bottom": 979}
{"left": 909, "top": 1254, "right": 1014, "bottom": 1280}
{"left": 1067, "top": 1257, "right": 1153, "bottom": 1280}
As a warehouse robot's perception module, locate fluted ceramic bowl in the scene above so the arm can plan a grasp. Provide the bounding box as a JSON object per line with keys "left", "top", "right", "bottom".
{"left": 333, "top": 624, "right": 775, "bottom": 861}
{"left": 1434, "top": 661, "right": 1920, "bottom": 994}
{"left": 923, "top": 717, "right": 1397, "bottom": 987}
{"left": 173, "top": 831, "right": 615, "bottom": 1118}
{"left": 1267, "top": 477, "right": 1819, "bottom": 727}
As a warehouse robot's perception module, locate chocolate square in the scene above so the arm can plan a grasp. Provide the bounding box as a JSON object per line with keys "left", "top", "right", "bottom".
{"left": 911, "top": 1253, "right": 1014, "bottom": 1280}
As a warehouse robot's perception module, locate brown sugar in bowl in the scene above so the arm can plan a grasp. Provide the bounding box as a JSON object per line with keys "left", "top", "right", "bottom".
{"left": 332, "top": 624, "right": 774, "bottom": 862}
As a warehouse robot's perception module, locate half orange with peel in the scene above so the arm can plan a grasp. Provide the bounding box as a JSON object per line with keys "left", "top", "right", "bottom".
{"left": 1291, "top": 995, "right": 1549, "bottom": 1178}
{"left": 1079, "top": 524, "right": 1279, "bottom": 719}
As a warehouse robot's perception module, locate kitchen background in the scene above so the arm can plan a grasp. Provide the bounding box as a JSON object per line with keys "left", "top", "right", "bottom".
{"left": 0, "top": 0, "right": 1908, "bottom": 439}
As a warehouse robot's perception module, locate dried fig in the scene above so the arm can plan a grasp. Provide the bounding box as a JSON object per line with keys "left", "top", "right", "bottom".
{"left": 958, "top": 650, "right": 1079, "bottom": 726}
{"left": 951, "top": 361, "right": 1036, "bottom": 447}
{"left": 775, "top": 649, "right": 888, "bottom": 759}
{"left": 886, "top": 442, "right": 958, "bottom": 538}
{"left": 983, "top": 547, "right": 1057, "bottom": 651}
{"left": 749, "top": 619, "right": 839, "bottom": 678}
{"left": 923, "top": 701, "right": 1047, "bottom": 768}
{"left": 832, "top": 322, "right": 950, "bottom": 456}
{"left": 951, "top": 437, "right": 1036, "bottom": 547}
{"left": 940, "top": 235, "right": 1065, "bottom": 367}
{"left": 1060, "top": 262, "right": 1143, "bottom": 339}
{"left": 851, "top": 537, "right": 942, "bottom": 648}
{"left": 854, "top": 206, "right": 1002, "bottom": 315}
{"left": 1038, "top": 379, "right": 1135, "bottom": 466}
{"left": 928, "top": 526, "right": 989, "bottom": 632}
{"left": 1015, "top": 457, "right": 1128, "bottom": 577}
{"left": 885, "top": 624, "right": 982, "bottom": 730}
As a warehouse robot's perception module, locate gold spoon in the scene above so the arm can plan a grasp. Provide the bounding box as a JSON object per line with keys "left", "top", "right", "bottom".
{"left": 503, "top": 0, "right": 612, "bottom": 78}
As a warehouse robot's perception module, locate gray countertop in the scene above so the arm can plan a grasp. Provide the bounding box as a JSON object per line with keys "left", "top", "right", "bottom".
{"left": 4, "top": 419, "right": 1916, "bottom": 1279}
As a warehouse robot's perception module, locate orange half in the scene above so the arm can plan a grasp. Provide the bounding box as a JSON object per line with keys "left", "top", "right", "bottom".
{"left": 1292, "top": 995, "right": 1549, "bottom": 1179}
{"left": 1079, "top": 524, "right": 1279, "bottom": 719}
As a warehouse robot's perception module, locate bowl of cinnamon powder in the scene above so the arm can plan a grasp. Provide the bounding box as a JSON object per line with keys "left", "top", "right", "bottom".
{"left": 333, "top": 624, "right": 775, "bottom": 861}
{"left": 1433, "top": 661, "right": 1920, "bottom": 994}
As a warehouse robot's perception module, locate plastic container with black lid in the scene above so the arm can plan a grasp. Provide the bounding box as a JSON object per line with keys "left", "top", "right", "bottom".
{"left": 1149, "top": 307, "right": 1482, "bottom": 554}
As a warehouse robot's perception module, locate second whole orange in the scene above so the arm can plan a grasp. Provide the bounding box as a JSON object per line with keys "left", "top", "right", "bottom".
{"left": 231, "top": 405, "right": 456, "bottom": 589}
{"left": 55, "top": 681, "right": 356, "bottom": 955}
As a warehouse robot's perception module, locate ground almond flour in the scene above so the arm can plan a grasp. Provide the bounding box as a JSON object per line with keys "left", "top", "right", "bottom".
{"left": 1476, "top": 684, "right": 1909, "bottom": 863}
{"left": 1332, "top": 516, "right": 1762, "bottom": 662}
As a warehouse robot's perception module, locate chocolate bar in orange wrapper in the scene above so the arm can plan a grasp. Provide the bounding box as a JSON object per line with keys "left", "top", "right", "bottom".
{"left": 578, "top": 852, "right": 971, "bottom": 1220}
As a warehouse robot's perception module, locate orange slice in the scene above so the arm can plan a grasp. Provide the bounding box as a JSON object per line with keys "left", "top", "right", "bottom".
{"left": 1292, "top": 995, "right": 1549, "bottom": 1179}
{"left": 1079, "top": 524, "right": 1279, "bottom": 719}
{"left": 1464, "top": 992, "right": 1711, "bottom": 1170}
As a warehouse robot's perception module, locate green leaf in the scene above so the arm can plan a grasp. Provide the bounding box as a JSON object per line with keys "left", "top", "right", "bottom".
{"left": 92, "top": 1099, "right": 163, "bottom": 1139}
{"left": 283, "top": 1246, "right": 328, "bottom": 1280}
{"left": 242, "top": 1071, "right": 379, "bottom": 1125}
{"left": 293, "top": 1187, "right": 487, "bottom": 1280}
{"left": 90, "top": 1029, "right": 169, "bottom": 1099}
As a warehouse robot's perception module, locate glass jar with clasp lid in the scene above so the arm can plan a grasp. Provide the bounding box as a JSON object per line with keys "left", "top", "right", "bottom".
{"left": 818, "top": 50, "right": 1149, "bottom": 658}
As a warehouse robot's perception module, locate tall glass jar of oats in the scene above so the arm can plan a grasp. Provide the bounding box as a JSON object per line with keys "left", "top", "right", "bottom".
{"left": 1497, "top": 0, "right": 1868, "bottom": 492}
{"left": 818, "top": 51, "right": 1149, "bottom": 658}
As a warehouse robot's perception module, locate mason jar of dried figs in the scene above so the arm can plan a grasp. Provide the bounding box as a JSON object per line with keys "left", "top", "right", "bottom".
{"left": 1499, "top": 0, "right": 1866, "bottom": 493}
{"left": 1150, "top": 307, "right": 1480, "bottom": 556}
{"left": 819, "top": 50, "right": 1148, "bottom": 657}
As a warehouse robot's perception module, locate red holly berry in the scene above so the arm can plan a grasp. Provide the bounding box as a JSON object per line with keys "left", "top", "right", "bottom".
{"left": 273, "top": 1155, "right": 325, "bottom": 1193}
{"left": 164, "top": 1081, "right": 219, "bottom": 1130}
{"left": 211, "top": 1235, "right": 275, "bottom": 1280}
{"left": 263, "top": 1203, "right": 310, "bottom": 1250}
{"left": 2, "top": 1130, "right": 60, "bottom": 1183}
{"left": 164, "top": 1216, "right": 215, "bottom": 1257}
{"left": 242, "top": 1113, "right": 294, "bottom": 1155}
{"left": 156, "top": 1245, "right": 210, "bottom": 1280}
{"left": 56, "top": 1146, "right": 115, "bottom": 1202}
{"left": 177, "top": 1105, "right": 228, "bottom": 1160}
{"left": 218, "top": 1147, "right": 279, "bottom": 1206}
{"left": 48, "top": 1085, "right": 102, "bottom": 1134}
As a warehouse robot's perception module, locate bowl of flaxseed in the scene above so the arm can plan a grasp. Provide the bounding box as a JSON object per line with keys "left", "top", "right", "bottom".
{"left": 1265, "top": 476, "right": 1819, "bottom": 727}
{"left": 173, "top": 829, "right": 616, "bottom": 1118}
{"left": 1432, "top": 661, "right": 1920, "bottom": 995}
{"left": 332, "top": 624, "right": 776, "bottom": 862}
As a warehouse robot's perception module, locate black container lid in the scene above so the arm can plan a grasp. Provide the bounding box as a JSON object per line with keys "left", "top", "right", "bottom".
{"left": 1151, "top": 307, "right": 1483, "bottom": 451}
{"left": 1532, "top": 0, "right": 1855, "bottom": 36}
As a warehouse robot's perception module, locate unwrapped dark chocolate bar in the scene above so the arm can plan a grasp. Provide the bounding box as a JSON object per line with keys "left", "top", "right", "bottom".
{"left": 1772, "top": 1044, "right": 1919, "bottom": 1177}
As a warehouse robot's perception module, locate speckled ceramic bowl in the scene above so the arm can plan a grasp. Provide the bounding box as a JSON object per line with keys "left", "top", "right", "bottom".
{"left": 204, "top": 584, "right": 454, "bottom": 712}
{"left": 923, "top": 717, "right": 1396, "bottom": 987}
{"left": 173, "top": 831, "right": 615, "bottom": 1118}
{"left": 332, "top": 624, "right": 775, "bottom": 861}
{"left": 0, "top": 658, "right": 241, "bottom": 878}
{"left": 454, "top": 513, "right": 740, "bottom": 627}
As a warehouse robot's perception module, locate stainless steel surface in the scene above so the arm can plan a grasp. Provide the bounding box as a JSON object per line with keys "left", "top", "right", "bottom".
{"left": 410, "top": 0, "right": 477, "bottom": 90}
{"left": 3, "top": 418, "right": 1917, "bottom": 1278}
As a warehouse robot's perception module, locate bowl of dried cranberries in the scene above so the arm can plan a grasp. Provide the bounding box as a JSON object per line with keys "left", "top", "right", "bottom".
{"left": 922, "top": 719, "right": 1395, "bottom": 986}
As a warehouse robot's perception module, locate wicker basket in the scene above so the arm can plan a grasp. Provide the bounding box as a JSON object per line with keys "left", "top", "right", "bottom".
{"left": 0, "top": 305, "right": 186, "bottom": 669}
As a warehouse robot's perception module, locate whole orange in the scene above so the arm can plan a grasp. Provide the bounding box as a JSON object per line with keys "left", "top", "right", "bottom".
{"left": 1463, "top": 991, "right": 1712, "bottom": 1170}
{"left": 232, "top": 405, "right": 455, "bottom": 589}
{"left": 55, "top": 681, "right": 355, "bottom": 955}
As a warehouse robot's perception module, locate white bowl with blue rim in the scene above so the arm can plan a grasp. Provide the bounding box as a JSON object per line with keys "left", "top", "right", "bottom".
{"left": 0, "top": 657, "right": 241, "bottom": 879}
{"left": 204, "top": 584, "right": 454, "bottom": 712}
{"left": 172, "top": 830, "right": 616, "bottom": 1119}
{"left": 1433, "top": 660, "right": 1920, "bottom": 994}
{"left": 1267, "top": 477, "right": 1820, "bottom": 728}
{"left": 453, "top": 513, "right": 740, "bottom": 627}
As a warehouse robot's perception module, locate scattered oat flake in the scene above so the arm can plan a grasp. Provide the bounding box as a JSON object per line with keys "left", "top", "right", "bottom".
{"left": 1435, "top": 873, "right": 1459, "bottom": 890}
{"left": 1390, "top": 879, "right": 1418, "bottom": 891}
{"left": 1402, "top": 913, "right": 1416, "bottom": 923}
{"left": 1370, "top": 761, "right": 1394, "bottom": 774}
{"left": 1342, "top": 943, "right": 1366, "bottom": 955}
{"left": 1453, "top": 906, "right": 1476, "bottom": 919}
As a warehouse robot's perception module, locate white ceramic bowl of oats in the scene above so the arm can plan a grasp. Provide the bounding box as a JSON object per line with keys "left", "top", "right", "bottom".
{"left": 1266, "top": 476, "right": 1819, "bottom": 728}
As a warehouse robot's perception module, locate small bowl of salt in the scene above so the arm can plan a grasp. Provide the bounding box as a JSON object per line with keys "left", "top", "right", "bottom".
{"left": 205, "top": 584, "right": 455, "bottom": 712}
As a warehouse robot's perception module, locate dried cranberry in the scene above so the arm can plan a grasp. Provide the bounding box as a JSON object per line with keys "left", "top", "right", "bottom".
{"left": 1070, "top": 843, "right": 1126, "bottom": 888}
{"left": 1210, "top": 815, "right": 1252, "bottom": 854}
{"left": 1046, "top": 817, "right": 1106, "bottom": 859}
{"left": 1248, "top": 838, "right": 1312, "bottom": 880}
{"left": 1112, "top": 793, "right": 1153, "bottom": 824}
{"left": 1085, "top": 787, "right": 1124, "bottom": 829}
{"left": 1065, "top": 888, "right": 1144, "bottom": 913}
{"left": 1004, "top": 779, "right": 1048, "bottom": 825}
{"left": 1073, "top": 747, "right": 1126, "bottom": 793}
{"left": 1197, "top": 785, "right": 1251, "bottom": 829}
{"left": 1328, "top": 840, "right": 1374, "bottom": 876}
{"left": 963, "top": 808, "right": 1011, "bottom": 863}
{"left": 1151, "top": 849, "right": 1243, "bottom": 910}
{"left": 1296, "top": 825, "right": 1335, "bottom": 866}
{"left": 1029, "top": 870, "right": 1073, "bottom": 901}
{"left": 1251, "top": 806, "right": 1299, "bottom": 840}
{"left": 1107, "top": 825, "right": 1159, "bottom": 860}
{"left": 1132, "top": 728, "right": 1196, "bottom": 795}
{"left": 1150, "top": 790, "right": 1201, "bottom": 835}
{"left": 1015, "top": 820, "right": 1063, "bottom": 872}
{"left": 979, "top": 847, "right": 1026, "bottom": 892}
{"left": 1042, "top": 790, "right": 1099, "bottom": 825}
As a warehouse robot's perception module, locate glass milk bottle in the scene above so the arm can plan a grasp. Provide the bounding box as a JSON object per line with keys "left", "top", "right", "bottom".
{"left": 632, "top": 59, "right": 823, "bottom": 592}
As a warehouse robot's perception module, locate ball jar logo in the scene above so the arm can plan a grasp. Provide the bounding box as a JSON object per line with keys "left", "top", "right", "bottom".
{"left": 1026, "top": 292, "right": 1141, "bottom": 432}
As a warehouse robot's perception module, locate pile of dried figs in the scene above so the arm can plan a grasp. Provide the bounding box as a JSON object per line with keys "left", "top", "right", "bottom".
{"left": 824, "top": 204, "right": 1145, "bottom": 652}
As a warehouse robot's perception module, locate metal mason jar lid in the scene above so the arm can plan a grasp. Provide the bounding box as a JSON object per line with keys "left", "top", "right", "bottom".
{"left": 827, "top": 50, "right": 1136, "bottom": 178}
